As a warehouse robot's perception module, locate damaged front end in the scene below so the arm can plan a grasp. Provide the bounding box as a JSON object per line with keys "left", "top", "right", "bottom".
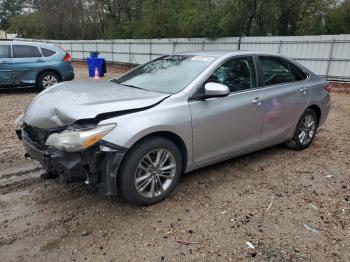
{"left": 16, "top": 123, "right": 126, "bottom": 196}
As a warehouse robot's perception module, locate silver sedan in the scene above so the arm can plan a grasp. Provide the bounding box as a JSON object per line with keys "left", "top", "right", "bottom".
{"left": 17, "top": 51, "right": 331, "bottom": 205}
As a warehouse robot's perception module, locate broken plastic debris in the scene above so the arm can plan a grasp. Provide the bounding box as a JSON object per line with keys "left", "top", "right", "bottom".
{"left": 303, "top": 224, "right": 318, "bottom": 233}
{"left": 176, "top": 240, "right": 199, "bottom": 245}
{"left": 245, "top": 241, "right": 255, "bottom": 249}
{"left": 308, "top": 203, "right": 318, "bottom": 210}
{"left": 296, "top": 170, "right": 313, "bottom": 174}
{"left": 266, "top": 202, "right": 273, "bottom": 212}
{"left": 266, "top": 196, "right": 274, "bottom": 212}
{"left": 325, "top": 175, "right": 334, "bottom": 178}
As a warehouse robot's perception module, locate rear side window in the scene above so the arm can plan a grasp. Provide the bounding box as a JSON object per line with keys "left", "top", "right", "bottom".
{"left": 41, "top": 48, "right": 56, "bottom": 57}
{"left": 13, "top": 45, "right": 42, "bottom": 58}
{"left": 289, "top": 62, "right": 308, "bottom": 80}
{"left": 0, "top": 45, "right": 10, "bottom": 58}
{"left": 259, "top": 56, "right": 306, "bottom": 86}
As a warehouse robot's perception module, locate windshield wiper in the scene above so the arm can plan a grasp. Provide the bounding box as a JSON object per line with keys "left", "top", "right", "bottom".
{"left": 110, "top": 79, "right": 145, "bottom": 90}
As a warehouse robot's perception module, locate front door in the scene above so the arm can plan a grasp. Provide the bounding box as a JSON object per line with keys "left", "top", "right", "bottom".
{"left": 189, "top": 56, "right": 265, "bottom": 164}
{"left": 0, "top": 44, "right": 12, "bottom": 86}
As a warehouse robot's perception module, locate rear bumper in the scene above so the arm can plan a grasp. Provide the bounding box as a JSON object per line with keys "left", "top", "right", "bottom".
{"left": 62, "top": 70, "right": 75, "bottom": 82}
{"left": 59, "top": 62, "right": 75, "bottom": 82}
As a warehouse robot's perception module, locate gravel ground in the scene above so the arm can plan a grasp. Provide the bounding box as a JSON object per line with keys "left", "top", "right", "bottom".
{"left": 0, "top": 63, "right": 349, "bottom": 261}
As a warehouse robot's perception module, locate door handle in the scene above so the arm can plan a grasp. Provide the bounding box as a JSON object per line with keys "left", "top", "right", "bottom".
{"left": 36, "top": 59, "right": 44, "bottom": 62}
{"left": 252, "top": 97, "right": 265, "bottom": 105}
{"left": 299, "top": 87, "right": 308, "bottom": 94}
{"left": 1, "top": 61, "right": 9, "bottom": 64}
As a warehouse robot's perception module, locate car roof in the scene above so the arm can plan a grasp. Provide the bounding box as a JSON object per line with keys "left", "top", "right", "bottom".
{"left": 0, "top": 40, "right": 56, "bottom": 48}
{"left": 174, "top": 50, "right": 281, "bottom": 58}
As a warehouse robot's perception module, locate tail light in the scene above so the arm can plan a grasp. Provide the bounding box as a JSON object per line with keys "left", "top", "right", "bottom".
{"left": 60, "top": 47, "right": 71, "bottom": 62}
{"left": 325, "top": 83, "right": 332, "bottom": 92}
{"left": 63, "top": 52, "right": 71, "bottom": 62}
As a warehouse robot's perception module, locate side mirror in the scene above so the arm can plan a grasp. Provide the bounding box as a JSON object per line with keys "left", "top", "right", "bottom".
{"left": 204, "top": 82, "right": 230, "bottom": 98}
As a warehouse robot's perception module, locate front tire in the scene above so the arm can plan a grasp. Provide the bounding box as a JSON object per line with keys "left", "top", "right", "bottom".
{"left": 37, "top": 71, "right": 60, "bottom": 90}
{"left": 117, "top": 137, "right": 183, "bottom": 206}
{"left": 286, "top": 108, "right": 318, "bottom": 150}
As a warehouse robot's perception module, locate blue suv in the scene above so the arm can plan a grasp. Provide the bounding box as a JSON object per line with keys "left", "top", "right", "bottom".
{"left": 0, "top": 41, "right": 74, "bottom": 90}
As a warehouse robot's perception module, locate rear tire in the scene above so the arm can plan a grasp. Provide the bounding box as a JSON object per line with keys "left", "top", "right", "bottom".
{"left": 37, "top": 71, "right": 60, "bottom": 90}
{"left": 117, "top": 137, "right": 183, "bottom": 206}
{"left": 286, "top": 108, "right": 318, "bottom": 150}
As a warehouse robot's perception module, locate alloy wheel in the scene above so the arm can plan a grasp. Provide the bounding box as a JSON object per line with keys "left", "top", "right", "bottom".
{"left": 298, "top": 114, "right": 316, "bottom": 145}
{"left": 42, "top": 75, "right": 58, "bottom": 88}
{"left": 134, "top": 149, "right": 176, "bottom": 199}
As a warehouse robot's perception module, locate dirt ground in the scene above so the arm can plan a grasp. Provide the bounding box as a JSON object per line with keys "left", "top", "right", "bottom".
{"left": 0, "top": 63, "right": 350, "bottom": 261}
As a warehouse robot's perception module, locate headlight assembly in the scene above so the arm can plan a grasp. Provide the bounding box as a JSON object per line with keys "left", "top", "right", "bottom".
{"left": 45, "top": 124, "right": 116, "bottom": 152}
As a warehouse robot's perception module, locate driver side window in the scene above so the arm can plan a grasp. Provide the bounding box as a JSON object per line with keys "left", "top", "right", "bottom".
{"left": 207, "top": 56, "right": 257, "bottom": 92}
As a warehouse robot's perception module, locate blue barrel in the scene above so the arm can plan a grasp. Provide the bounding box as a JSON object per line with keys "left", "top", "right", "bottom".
{"left": 86, "top": 57, "right": 105, "bottom": 77}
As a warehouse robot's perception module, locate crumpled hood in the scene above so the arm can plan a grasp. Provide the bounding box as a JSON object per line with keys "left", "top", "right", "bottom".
{"left": 23, "top": 80, "right": 169, "bottom": 129}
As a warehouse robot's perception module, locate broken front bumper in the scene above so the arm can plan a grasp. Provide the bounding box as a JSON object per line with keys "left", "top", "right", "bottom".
{"left": 22, "top": 137, "right": 85, "bottom": 181}
{"left": 19, "top": 129, "right": 126, "bottom": 196}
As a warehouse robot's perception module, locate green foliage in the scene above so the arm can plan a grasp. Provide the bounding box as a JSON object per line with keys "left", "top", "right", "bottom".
{"left": 217, "top": 0, "right": 240, "bottom": 37}
{"left": 138, "top": 0, "right": 179, "bottom": 38}
{"left": 0, "top": 0, "right": 26, "bottom": 30}
{"left": 1, "top": 0, "right": 350, "bottom": 39}
{"left": 326, "top": 0, "right": 350, "bottom": 34}
{"left": 8, "top": 13, "right": 44, "bottom": 38}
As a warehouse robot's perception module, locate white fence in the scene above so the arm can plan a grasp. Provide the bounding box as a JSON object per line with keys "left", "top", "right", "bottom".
{"left": 17, "top": 35, "right": 350, "bottom": 81}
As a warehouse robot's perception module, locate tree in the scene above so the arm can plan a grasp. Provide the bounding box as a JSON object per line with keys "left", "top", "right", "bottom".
{"left": 2, "top": 0, "right": 349, "bottom": 39}
{"left": 0, "top": 0, "right": 26, "bottom": 30}
{"left": 8, "top": 13, "right": 44, "bottom": 38}
{"left": 326, "top": 0, "right": 350, "bottom": 34}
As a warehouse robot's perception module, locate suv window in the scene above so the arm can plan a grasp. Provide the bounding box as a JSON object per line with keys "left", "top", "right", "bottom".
{"left": 0, "top": 45, "right": 11, "bottom": 59}
{"left": 206, "top": 56, "right": 257, "bottom": 92}
{"left": 13, "top": 45, "right": 42, "bottom": 58}
{"left": 259, "top": 56, "right": 306, "bottom": 86}
{"left": 41, "top": 48, "right": 56, "bottom": 57}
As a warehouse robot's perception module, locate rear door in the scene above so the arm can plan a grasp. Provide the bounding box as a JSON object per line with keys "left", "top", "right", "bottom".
{"left": 11, "top": 44, "right": 44, "bottom": 86}
{"left": 0, "top": 44, "right": 12, "bottom": 86}
{"left": 257, "top": 56, "right": 310, "bottom": 144}
{"left": 189, "top": 56, "right": 265, "bottom": 163}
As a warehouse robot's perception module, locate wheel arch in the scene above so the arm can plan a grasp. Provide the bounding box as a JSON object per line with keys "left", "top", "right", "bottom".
{"left": 307, "top": 104, "right": 321, "bottom": 126}
{"left": 36, "top": 68, "right": 62, "bottom": 85}
{"left": 125, "top": 131, "right": 188, "bottom": 174}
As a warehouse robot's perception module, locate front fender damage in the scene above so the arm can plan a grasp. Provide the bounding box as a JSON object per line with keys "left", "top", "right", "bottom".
{"left": 98, "top": 150, "right": 126, "bottom": 196}
{"left": 45, "top": 143, "right": 127, "bottom": 197}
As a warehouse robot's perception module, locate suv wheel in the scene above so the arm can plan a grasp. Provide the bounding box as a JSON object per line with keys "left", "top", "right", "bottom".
{"left": 117, "top": 137, "right": 183, "bottom": 206}
{"left": 286, "top": 108, "right": 318, "bottom": 150}
{"left": 37, "top": 71, "right": 60, "bottom": 90}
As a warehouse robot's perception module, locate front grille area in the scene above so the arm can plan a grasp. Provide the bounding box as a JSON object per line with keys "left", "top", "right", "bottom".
{"left": 22, "top": 124, "right": 65, "bottom": 149}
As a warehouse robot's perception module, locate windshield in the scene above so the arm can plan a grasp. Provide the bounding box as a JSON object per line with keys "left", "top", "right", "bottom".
{"left": 114, "top": 55, "right": 215, "bottom": 94}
